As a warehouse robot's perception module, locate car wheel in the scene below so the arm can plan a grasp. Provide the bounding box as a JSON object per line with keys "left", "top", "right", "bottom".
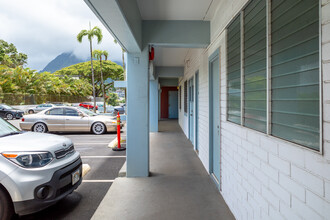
{"left": 92, "top": 122, "right": 106, "bottom": 135}
{"left": 6, "top": 113, "right": 13, "bottom": 120}
{"left": 33, "top": 122, "right": 48, "bottom": 133}
{"left": 28, "top": 109, "right": 34, "bottom": 114}
{"left": 0, "top": 188, "right": 14, "bottom": 220}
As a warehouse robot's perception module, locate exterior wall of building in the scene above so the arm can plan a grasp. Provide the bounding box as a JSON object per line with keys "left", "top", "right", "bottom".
{"left": 178, "top": 0, "right": 330, "bottom": 219}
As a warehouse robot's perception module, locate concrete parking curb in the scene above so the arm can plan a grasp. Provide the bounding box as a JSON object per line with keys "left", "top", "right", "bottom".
{"left": 108, "top": 137, "right": 126, "bottom": 149}
{"left": 82, "top": 164, "right": 91, "bottom": 177}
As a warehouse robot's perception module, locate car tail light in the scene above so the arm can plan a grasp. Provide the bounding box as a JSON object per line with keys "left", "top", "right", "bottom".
{"left": 21, "top": 118, "right": 25, "bottom": 122}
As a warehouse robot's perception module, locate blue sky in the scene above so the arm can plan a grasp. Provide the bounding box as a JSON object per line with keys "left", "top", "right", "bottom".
{"left": 0, "top": 0, "right": 123, "bottom": 71}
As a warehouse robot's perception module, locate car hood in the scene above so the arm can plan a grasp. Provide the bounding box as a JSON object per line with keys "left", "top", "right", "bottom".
{"left": 91, "top": 115, "right": 116, "bottom": 121}
{"left": 0, "top": 132, "right": 72, "bottom": 152}
{"left": 8, "top": 109, "right": 23, "bottom": 113}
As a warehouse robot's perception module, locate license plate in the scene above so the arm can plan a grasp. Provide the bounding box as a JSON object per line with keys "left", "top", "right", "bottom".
{"left": 72, "top": 168, "right": 81, "bottom": 185}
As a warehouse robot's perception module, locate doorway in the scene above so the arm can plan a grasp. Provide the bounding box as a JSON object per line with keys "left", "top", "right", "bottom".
{"left": 168, "top": 91, "right": 178, "bottom": 119}
{"left": 188, "top": 78, "right": 194, "bottom": 143}
{"left": 209, "top": 49, "right": 221, "bottom": 188}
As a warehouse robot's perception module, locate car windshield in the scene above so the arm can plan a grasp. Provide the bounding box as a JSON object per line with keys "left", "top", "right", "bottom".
{"left": 1, "top": 104, "right": 13, "bottom": 110}
{"left": 0, "top": 118, "right": 20, "bottom": 137}
{"left": 78, "top": 107, "right": 98, "bottom": 116}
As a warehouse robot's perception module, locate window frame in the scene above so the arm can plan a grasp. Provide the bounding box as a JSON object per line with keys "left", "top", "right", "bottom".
{"left": 225, "top": 0, "right": 322, "bottom": 153}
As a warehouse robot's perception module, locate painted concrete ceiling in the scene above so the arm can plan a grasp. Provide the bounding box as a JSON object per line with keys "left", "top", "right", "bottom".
{"left": 137, "top": 0, "right": 220, "bottom": 67}
{"left": 153, "top": 47, "right": 189, "bottom": 67}
{"left": 137, "top": 0, "right": 216, "bottom": 20}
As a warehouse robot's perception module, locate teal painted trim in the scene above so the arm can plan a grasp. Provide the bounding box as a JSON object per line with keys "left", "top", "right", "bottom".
{"left": 143, "top": 20, "right": 210, "bottom": 48}
{"left": 159, "top": 78, "right": 178, "bottom": 87}
{"left": 150, "top": 78, "right": 159, "bottom": 132}
{"left": 208, "top": 48, "right": 220, "bottom": 189}
{"left": 116, "top": 0, "right": 142, "bottom": 49}
{"left": 188, "top": 77, "right": 194, "bottom": 143}
{"left": 84, "top": 0, "right": 142, "bottom": 53}
{"left": 195, "top": 71, "right": 199, "bottom": 152}
{"left": 156, "top": 66, "right": 184, "bottom": 78}
{"left": 126, "top": 47, "right": 149, "bottom": 177}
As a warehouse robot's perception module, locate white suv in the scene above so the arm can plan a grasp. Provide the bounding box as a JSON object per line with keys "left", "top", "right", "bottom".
{"left": 0, "top": 118, "right": 82, "bottom": 219}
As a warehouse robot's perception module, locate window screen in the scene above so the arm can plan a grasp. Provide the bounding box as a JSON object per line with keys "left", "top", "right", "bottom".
{"left": 271, "top": 0, "right": 319, "bottom": 150}
{"left": 243, "top": 0, "right": 267, "bottom": 133}
{"left": 184, "top": 81, "right": 188, "bottom": 113}
{"left": 227, "top": 15, "right": 241, "bottom": 124}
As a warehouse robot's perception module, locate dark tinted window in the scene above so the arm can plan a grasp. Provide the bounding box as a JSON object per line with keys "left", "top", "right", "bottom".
{"left": 47, "top": 108, "right": 64, "bottom": 116}
{"left": 65, "top": 108, "right": 79, "bottom": 116}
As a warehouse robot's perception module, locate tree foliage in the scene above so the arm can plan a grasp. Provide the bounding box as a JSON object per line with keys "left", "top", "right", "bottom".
{"left": 0, "top": 39, "right": 28, "bottom": 68}
{"left": 107, "top": 92, "right": 119, "bottom": 106}
{"left": 77, "top": 25, "right": 103, "bottom": 112}
{"left": 54, "top": 60, "right": 124, "bottom": 97}
{"left": 0, "top": 65, "right": 92, "bottom": 96}
{"left": 93, "top": 49, "right": 108, "bottom": 112}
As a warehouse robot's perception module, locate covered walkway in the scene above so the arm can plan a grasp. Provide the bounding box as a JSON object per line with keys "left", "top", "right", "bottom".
{"left": 92, "top": 120, "right": 234, "bottom": 220}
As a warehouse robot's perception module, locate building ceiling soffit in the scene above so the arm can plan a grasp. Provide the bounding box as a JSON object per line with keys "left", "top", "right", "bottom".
{"left": 84, "top": 0, "right": 142, "bottom": 53}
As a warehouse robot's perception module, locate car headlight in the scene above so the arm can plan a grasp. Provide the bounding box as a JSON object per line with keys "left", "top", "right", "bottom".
{"left": 1, "top": 152, "right": 54, "bottom": 168}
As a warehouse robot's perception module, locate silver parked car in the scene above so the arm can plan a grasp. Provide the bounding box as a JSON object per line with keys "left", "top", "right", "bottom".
{"left": 20, "top": 106, "right": 123, "bottom": 135}
{"left": 26, "top": 104, "right": 56, "bottom": 114}
{"left": 0, "top": 117, "right": 82, "bottom": 219}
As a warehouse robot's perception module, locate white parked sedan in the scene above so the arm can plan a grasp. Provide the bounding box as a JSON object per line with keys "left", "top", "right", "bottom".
{"left": 0, "top": 117, "right": 82, "bottom": 219}
{"left": 26, "top": 104, "right": 56, "bottom": 114}
{"left": 20, "top": 106, "right": 123, "bottom": 135}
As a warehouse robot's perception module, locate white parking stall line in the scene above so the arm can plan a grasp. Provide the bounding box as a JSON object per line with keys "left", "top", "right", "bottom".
{"left": 74, "top": 142, "right": 110, "bottom": 145}
{"left": 82, "top": 180, "right": 115, "bottom": 183}
{"left": 81, "top": 156, "right": 126, "bottom": 159}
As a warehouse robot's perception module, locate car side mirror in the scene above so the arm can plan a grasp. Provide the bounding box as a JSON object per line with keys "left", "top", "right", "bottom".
{"left": 79, "top": 112, "right": 85, "bottom": 117}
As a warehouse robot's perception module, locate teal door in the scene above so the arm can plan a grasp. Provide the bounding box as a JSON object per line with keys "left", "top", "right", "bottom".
{"left": 209, "top": 52, "right": 220, "bottom": 185}
{"left": 189, "top": 78, "right": 194, "bottom": 143}
{"left": 168, "top": 91, "right": 178, "bottom": 119}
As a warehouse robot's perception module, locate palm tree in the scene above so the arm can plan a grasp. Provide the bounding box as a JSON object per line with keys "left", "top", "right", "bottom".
{"left": 114, "top": 39, "right": 126, "bottom": 113}
{"left": 77, "top": 23, "right": 103, "bottom": 112}
{"left": 92, "top": 49, "right": 108, "bottom": 113}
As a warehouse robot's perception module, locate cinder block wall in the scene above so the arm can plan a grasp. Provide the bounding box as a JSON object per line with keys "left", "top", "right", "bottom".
{"left": 178, "top": 0, "right": 330, "bottom": 219}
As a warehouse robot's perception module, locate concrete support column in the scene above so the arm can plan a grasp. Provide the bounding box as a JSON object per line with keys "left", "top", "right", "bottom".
{"left": 126, "top": 47, "right": 149, "bottom": 177}
{"left": 149, "top": 78, "right": 159, "bottom": 132}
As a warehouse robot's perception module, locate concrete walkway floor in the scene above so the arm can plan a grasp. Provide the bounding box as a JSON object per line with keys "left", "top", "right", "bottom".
{"left": 92, "top": 120, "right": 235, "bottom": 220}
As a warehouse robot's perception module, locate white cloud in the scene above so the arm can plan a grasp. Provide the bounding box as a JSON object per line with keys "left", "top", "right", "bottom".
{"left": 0, "top": 0, "right": 123, "bottom": 70}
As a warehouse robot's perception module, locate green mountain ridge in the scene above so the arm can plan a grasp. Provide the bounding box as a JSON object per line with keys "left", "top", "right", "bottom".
{"left": 41, "top": 51, "right": 123, "bottom": 73}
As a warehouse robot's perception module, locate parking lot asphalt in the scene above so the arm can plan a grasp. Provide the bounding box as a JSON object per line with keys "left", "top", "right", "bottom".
{"left": 7, "top": 120, "right": 126, "bottom": 220}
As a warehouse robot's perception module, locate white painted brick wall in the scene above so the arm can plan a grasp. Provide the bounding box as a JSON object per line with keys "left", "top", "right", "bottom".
{"left": 278, "top": 142, "right": 305, "bottom": 168}
{"left": 306, "top": 190, "right": 330, "bottom": 218}
{"left": 291, "top": 165, "right": 324, "bottom": 196}
{"left": 323, "top": 62, "right": 330, "bottom": 82}
{"left": 260, "top": 161, "right": 278, "bottom": 183}
{"left": 268, "top": 153, "right": 290, "bottom": 176}
{"left": 292, "top": 197, "right": 323, "bottom": 220}
{"left": 279, "top": 201, "right": 302, "bottom": 220}
{"left": 269, "top": 179, "right": 290, "bottom": 205}
{"left": 279, "top": 173, "right": 305, "bottom": 202}
{"left": 176, "top": 0, "right": 330, "bottom": 219}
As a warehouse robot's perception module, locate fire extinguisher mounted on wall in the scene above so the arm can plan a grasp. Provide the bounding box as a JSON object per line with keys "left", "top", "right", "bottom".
{"left": 149, "top": 46, "right": 154, "bottom": 61}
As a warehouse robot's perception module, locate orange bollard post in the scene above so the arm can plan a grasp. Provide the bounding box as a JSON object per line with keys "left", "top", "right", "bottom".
{"left": 117, "top": 111, "right": 121, "bottom": 149}
{"left": 113, "top": 111, "right": 126, "bottom": 151}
